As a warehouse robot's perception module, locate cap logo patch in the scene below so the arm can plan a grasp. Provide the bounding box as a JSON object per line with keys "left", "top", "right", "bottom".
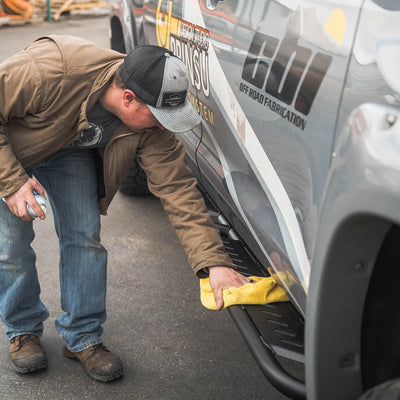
{"left": 162, "top": 91, "right": 186, "bottom": 107}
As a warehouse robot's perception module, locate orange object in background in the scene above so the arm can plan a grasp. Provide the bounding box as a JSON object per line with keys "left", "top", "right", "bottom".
{"left": 0, "top": 0, "right": 33, "bottom": 19}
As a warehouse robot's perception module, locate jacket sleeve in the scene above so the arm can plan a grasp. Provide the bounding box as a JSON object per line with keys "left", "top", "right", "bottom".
{"left": 0, "top": 50, "right": 43, "bottom": 197}
{"left": 137, "top": 129, "right": 235, "bottom": 278}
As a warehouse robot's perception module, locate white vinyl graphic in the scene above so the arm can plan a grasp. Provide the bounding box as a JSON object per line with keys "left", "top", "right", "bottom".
{"left": 183, "top": 2, "right": 311, "bottom": 294}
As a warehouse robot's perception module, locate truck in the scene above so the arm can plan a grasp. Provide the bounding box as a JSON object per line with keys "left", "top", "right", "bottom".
{"left": 108, "top": 1, "right": 400, "bottom": 398}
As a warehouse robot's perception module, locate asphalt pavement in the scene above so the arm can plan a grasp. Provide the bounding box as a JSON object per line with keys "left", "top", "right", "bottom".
{"left": 0, "top": 16, "right": 303, "bottom": 399}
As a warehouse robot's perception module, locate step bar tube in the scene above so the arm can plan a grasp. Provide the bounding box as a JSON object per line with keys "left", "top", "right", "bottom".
{"left": 228, "top": 305, "right": 306, "bottom": 400}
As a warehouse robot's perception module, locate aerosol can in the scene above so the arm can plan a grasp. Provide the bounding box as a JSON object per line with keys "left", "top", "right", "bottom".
{"left": 26, "top": 192, "right": 47, "bottom": 218}
{"left": 1, "top": 192, "right": 47, "bottom": 219}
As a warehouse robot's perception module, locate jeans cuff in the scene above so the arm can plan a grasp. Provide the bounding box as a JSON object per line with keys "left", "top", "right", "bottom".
{"left": 8, "top": 331, "right": 42, "bottom": 340}
{"left": 66, "top": 337, "right": 103, "bottom": 353}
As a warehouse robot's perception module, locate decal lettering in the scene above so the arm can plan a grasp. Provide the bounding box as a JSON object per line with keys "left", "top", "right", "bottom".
{"left": 242, "top": 33, "right": 278, "bottom": 89}
{"left": 239, "top": 82, "right": 307, "bottom": 130}
{"left": 156, "top": 1, "right": 210, "bottom": 98}
{"left": 241, "top": 31, "right": 332, "bottom": 129}
{"left": 188, "top": 92, "right": 215, "bottom": 127}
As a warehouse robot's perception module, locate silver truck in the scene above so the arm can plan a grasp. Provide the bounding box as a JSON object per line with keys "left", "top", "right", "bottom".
{"left": 108, "top": 1, "right": 400, "bottom": 398}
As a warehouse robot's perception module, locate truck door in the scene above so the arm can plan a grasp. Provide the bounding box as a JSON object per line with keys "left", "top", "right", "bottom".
{"left": 143, "top": 0, "right": 362, "bottom": 311}
{"left": 185, "top": 0, "right": 362, "bottom": 306}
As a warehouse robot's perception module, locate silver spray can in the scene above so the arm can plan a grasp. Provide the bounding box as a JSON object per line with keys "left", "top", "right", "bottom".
{"left": 26, "top": 192, "right": 47, "bottom": 219}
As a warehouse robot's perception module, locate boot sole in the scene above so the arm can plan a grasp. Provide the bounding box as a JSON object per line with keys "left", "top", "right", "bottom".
{"left": 84, "top": 367, "right": 123, "bottom": 382}
{"left": 63, "top": 348, "right": 123, "bottom": 382}
{"left": 11, "top": 357, "right": 48, "bottom": 374}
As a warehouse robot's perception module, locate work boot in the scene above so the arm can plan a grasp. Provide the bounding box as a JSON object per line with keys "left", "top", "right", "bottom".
{"left": 63, "top": 344, "right": 123, "bottom": 382}
{"left": 9, "top": 334, "right": 48, "bottom": 374}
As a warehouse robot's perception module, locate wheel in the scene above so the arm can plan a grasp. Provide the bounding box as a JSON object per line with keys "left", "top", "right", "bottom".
{"left": 119, "top": 159, "right": 151, "bottom": 196}
{"left": 110, "top": 16, "right": 126, "bottom": 53}
{"left": 360, "top": 378, "right": 400, "bottom": 399}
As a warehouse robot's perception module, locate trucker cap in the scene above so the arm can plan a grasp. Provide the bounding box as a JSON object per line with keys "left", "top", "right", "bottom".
{"left": 119, "top": 45, "right": 202, "bottom": 133}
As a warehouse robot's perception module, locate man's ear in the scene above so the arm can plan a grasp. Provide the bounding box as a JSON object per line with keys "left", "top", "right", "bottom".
{"left": 122, "top": 89, "right": 137, "bottom": 105}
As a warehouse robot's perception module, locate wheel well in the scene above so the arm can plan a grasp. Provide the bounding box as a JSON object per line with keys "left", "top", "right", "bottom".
{"left": 306, "top": 214, "right": 391, "bottom": 399}
{"left": 110, "top": 16, "right": 126, "bottom": 53}
{"left": 362, "top": 224, "right": 400, "bottom": 390}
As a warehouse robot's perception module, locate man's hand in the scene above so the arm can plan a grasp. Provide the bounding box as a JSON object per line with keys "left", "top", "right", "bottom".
{"left": 4, "top": 178, "right": 46, "bottom": 221}
{"left": 208, "top": 266, "right": 250, "bottom": 310}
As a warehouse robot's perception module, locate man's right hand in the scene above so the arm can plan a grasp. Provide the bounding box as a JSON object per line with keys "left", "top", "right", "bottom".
{"left": 208, "top": 266, "right": 250, "bottom": 310}
{"left": 4, "top": 178, "right": 46, "bottom": 221}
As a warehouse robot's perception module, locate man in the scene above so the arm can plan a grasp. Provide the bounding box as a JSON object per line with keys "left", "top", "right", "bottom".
{"left": 0, "top": 36, "right": 249, "bottom": 382}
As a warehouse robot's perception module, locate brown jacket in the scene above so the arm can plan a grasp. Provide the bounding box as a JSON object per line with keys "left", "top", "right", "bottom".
{"left": 0, "top": 35, "right": 234, "bottom": 277}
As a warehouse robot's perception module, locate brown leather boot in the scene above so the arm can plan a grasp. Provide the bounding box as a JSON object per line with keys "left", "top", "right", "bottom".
{"left": 63, "top": 344, "right": 123, "bottom": 382}
{"left": 9, "top": 334, "right": 48, "bottom": 374}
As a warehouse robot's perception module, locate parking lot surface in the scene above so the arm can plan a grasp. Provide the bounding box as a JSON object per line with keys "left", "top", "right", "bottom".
{"left": 0, "top": 16, "right": 303, "bottom": 399}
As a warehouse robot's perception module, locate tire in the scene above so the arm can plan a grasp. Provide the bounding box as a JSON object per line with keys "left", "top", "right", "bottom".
{"left": 119, "top": 159, "right": 151, "bottom": 196}
{"left": 110, "top": 16, "right": 126, "bottom": 54}
{"left": 360, "top": 378, "right": 400, "bottom": 400}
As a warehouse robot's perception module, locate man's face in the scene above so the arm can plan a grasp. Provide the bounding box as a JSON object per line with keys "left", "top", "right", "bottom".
{"left": 120, "top": 90, "right": 165, "bottom": 130}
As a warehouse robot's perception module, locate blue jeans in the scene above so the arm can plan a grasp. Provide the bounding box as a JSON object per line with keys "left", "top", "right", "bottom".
{"left": 0, "top": 149, "right": 108, "bottom": 352}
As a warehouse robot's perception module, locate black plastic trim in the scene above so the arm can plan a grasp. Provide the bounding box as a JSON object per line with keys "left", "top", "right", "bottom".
{"left": 229, "top": 305, "right": 306, "bottom": 400}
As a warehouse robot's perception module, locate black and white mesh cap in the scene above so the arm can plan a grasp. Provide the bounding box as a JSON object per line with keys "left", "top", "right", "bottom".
{"left": 119, "top": 45, "right": 202, "bottom": 133}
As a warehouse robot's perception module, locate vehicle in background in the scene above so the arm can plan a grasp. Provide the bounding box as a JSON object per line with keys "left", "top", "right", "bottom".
{"left": 109, "top": 1, "right": 400, "bottom": 398}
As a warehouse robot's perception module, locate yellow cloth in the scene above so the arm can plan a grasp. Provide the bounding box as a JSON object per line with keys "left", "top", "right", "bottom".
{"left": 269, "top": 268, "right": 297, "bottom": 288}
{"left": 200, "top": 275, "right": 289, "bottom": 310}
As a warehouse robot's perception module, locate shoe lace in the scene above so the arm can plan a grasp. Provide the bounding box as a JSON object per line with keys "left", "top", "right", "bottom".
{"left": 10, "top": 334, "right": 38, "bottom": 349}
{"left": 19, "top": 335, "right": 37, "bottom": 345}
{"left": 86, "top": 344, "right": 109, "bottom": 359}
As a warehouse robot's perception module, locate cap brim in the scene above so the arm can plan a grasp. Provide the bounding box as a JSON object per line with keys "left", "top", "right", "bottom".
{"left": 148, "top": 100, "right": 202, "bottom": 133}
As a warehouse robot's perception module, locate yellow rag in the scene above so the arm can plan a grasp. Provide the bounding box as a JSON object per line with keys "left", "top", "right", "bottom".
{"left": 200, "top": 275, "right": 289, "bottom": 310}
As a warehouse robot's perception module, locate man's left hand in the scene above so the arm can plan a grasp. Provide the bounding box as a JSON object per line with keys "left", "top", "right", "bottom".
{"left": 208, "top": 266, "right": 250, "bottom": 310}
